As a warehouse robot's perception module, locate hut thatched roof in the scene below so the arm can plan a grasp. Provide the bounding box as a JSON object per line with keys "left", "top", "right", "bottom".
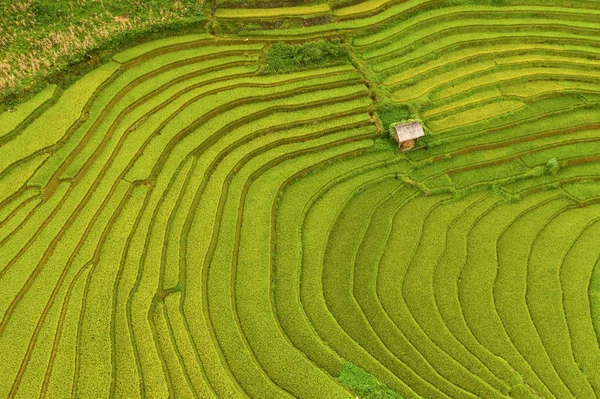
{"left": 394, "top": 121, "right": 425, "bottom": 143}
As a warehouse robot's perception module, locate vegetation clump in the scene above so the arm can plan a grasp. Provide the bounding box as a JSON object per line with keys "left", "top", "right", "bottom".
{"left": 338, "top": 362, "right": 404, "bottom": 399}
{"left": 0, "top": 0, "right": 208, "bottom": 104}
{"left": 545, "top": 157, "right": 560, "bottom": 175}
{"left": 375, "top": 101, "right": 411, "bottom": 128}
{"left": 263, "top": 39, "right": 348, "bottom": 73}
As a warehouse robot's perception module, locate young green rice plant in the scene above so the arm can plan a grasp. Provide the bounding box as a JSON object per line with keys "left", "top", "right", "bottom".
{"left": 0, "top": 189, "right": 39, "bottom": 224}
{"left": 0, "top": 62, "right": 120, "bottom": 176}
{"left": 60, "top": 55, "right": 261, "bottom": 180}
{"left": 42, "top": 261, "right": 92, "bottom": 398}
{"left": 360, "top": 12, "right": 600, "bottom": 62}
{"left": 181, "top": 160, "right": 260, "bottom": 399}
{"left": 109, "top": 184, "right": 147, "bottom": 399}
{"left": 298, "top": 164, "right": 429, "bottom": 399}
{"left": 429, "top": 64, "right": 600, "bottom": 102}
{"left": 0, "top": 183, "right": 69, "bottom": 279}
{"left": 0, "top": 84, "right": 56, "bottom": 140}
{"left": 494, "top": 195, "right": 574, "bottom": 396}
{"left": 120, "top": 162, "right": 193, "bottom": 399}
{"left": 322, "top": 178, "right": 463, "bottom": 396}
{"left": 341, "top": 178, "right": 504, "bottom": 397}
{"left": 201, "top": 139, "right": 365, "bottom": 397}
{"left": 112, "top": 34, "right": 215, "bottom": 64}
{"left": 274, "top": 151, "right": 396, "bottom": 378}
{"left": 458, "top": 191, "right": 577, "bottom": 397}
{"left": 53, "top": 62, "right": 256, "bottom": 185}
{"left": 525, "top": 205, "right": 600, "bottom": 397}
{"left": 125, "top": 185, "right": 175, "bottom": 398}
{"left": 426, "top": 99, "right": 524, "bottom": 132}
{"left": 117, "top": 71, "right": 370, "bottom": 399}
{"left": 0, "top": 196, "right": 42, "bottom": 245}
{"left": 125, "top": 69, "right": 366, "bottom": 181}
{"left": 240, "top": 0, "right": 433, "bottom": 38}
{"left": 0, "top": 179, "right": 129, "bottom": 398}
{"left": 60, "top": 182, "right": 132, "bottom": 399}
{"left": 2, "top": 11, "right": 600, "bottom": 398}
{"left": 152, "top": 301, "right": 197, "bottom": 398}
{"left": 388, "top": 60, "right": 496, "bottom": 101}
{"left": 374, "top": 191, "right": 488, "bottom": 398}
{"left": 232, "top": 136, "right": 377, "bottom": 398}
{"left": 0, "top": 153, "right": 49, "bottom": 205}
{"left": 431, "top": 193, "right": 537, "bottom": 391}
{"left": 589, "top": 245, "right": 600, "bottom": 354}
{"left": 160, "top": 83, "right": 374, "bottom": 398}
{"left": 163, "top": 292, "right": 218, "bottom": 398}
{"left": 419, "top": 99, "right": 597, "bottom": 159}
{"left": 422, "top": 87, "right": 502, "bottom": 118}
{"left": 562, "top": 180, "right": 600, "bottom": 202}
{"left": 395, "top": 194, "right": 510, "bottom": 397}
{"left": 215, "top": 4, "right": 331, "bottom": 19}
{"left": 558, "top": 216, "right": 600, "bottom": 392}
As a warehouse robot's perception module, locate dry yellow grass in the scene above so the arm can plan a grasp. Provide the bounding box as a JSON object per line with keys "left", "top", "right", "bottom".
{"left": 0, "top": 0, "right": 205, "bottom": 95}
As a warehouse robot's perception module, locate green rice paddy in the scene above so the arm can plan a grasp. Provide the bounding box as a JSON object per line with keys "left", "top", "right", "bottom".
{"left": 1, "top": 1, "right": 600, "bottom": 398}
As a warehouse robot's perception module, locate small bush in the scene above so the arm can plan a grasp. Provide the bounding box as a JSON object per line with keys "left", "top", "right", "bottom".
{"left": 338, "top": 362, "right": 404, "bottom": 399}
{"left": 376, "top": 101, "right": 411, "bottom": 128}
{"left": 263, "top": 39, "right": 347, "bottom": 73}
{"left": 545, "top": 157, "right": 560, "bottom": 175}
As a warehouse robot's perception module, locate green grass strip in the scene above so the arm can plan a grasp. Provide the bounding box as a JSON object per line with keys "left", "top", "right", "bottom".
{"left": 215, "top": 4, "right": 331, "bottom": 19}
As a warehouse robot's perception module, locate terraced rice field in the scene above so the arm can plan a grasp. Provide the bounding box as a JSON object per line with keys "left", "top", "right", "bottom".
{"left": 1, "top": 1, "right": 600, "bottom": 398}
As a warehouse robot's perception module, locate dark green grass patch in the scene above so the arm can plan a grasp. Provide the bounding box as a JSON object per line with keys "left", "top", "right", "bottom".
{"left": 338, "top": 361, "right": 404, "bottom": 399}
{"left": 262, "top": 40, "right": 349, "bottom": 73}
{"left": 375, "top": 101, "right": 411, "bottom": 129}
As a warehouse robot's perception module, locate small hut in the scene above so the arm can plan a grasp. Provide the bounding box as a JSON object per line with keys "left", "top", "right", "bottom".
{"left": 392, "top": 121, "right": 425, "bottom": 152}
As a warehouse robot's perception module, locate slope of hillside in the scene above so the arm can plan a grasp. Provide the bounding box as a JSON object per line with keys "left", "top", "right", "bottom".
{"left": 1, "top": 1, "right": 600, "bottom": 398}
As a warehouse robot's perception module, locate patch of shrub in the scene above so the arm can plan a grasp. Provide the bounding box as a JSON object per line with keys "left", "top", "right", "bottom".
{"left": 263, "top": 39, "right": 348, "bottom": 73}
{"left": 338, "top": 362, "right": 404, "bottom": 399}
{"left": 376, "top": 101, "right": 411, "bottom": 128}
{"left": 545, "top": 157, "right": 560, "bottom": 175}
